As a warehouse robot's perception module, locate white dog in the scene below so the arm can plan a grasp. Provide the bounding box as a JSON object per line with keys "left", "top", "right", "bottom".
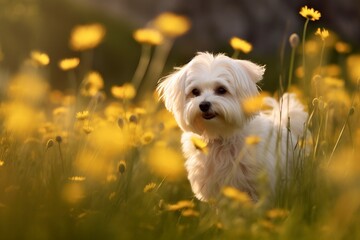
{"left": 157, "top": 52, "right": 309, "bottom": 201}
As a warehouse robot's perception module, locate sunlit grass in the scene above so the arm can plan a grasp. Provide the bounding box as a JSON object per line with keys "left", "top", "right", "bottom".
{"left": 0, "top": 6, "right": 360, "bottom": 240}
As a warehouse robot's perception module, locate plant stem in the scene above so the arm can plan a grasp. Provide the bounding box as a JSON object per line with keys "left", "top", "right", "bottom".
{"left": 131, "top": 44, "right": 152, "bottom": 91}
{"left": 302, "top": 19, "right": 310, "bottom": 93}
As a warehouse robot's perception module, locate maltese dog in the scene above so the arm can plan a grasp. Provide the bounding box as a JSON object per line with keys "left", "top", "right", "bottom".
{"left": 157, "top": 52, "right": 309, "bottom": 201}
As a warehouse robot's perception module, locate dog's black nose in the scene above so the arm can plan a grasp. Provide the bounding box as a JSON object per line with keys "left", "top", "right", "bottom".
{"left": 199, "top": 101, "right": 211, "bottom": 112}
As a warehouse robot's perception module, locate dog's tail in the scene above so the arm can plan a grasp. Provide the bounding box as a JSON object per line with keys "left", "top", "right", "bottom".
{"left": 263, "top": 93, "right": 308, "bottom": 137}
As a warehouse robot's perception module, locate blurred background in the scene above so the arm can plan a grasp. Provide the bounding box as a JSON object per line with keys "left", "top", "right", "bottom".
{"left": 0, "top": 0, "right": 359, "bottom": 92}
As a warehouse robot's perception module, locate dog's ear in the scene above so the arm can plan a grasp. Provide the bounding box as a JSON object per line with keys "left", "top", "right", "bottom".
{"left": 236, "top": 60, "right": 265, "bottom": 83}
{"left": 156, "top": 65, "right": 187, "bottom": 114}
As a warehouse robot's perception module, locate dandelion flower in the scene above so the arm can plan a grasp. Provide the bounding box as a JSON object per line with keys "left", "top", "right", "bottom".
{"left": 133, "top": 28, "right": 164, "bottom": 45}
{"left": 76, "top": 110, "right": 90, "bottom": 120}
{"left": 30, "top": 50, "right": 50, "bottom": 66}
{"left": 58, "top": 58, "right": 80, "bottom": 71}
{"left": 111, "top": 83, "right": 136, "bottom": 100}
{"left": 245, "top": 135, "right": 261, "bottom": 145}
{"left": 299, "top": 6, "right": 321, "bottom": 21}
{"left": 222, "top": 186, "right": 252, "bottom": 204}
{"left": 143, "top": 182, "right": 157, "bottom": 193}
{"left": 70, "top": 23, "right": 106, "bottom": 51}
{"left": 230, "top": 37, "right": 252, "bottom": 54}
{"left": 315, "top": 28, "right": 329, "bottom": 41}
{"left": 191, "top": 136, "right": 208, "bottom": 154}
{"left": 166, "top": 200, "right": 195, "bottom": 211}
{"left": 62, "top": 183, "right": 85, "bottom": 204}
{"left": 153, "top": 12, "right": 191, "bottom": 37}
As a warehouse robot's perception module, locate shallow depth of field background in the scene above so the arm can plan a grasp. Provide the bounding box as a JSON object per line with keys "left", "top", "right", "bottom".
{"left": 0, "top": 0, "right": 360, "bottom": 239}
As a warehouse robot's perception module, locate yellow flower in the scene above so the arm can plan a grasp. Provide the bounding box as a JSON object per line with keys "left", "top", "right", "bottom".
{"left": 335, "top": 41, "right": 351, "bottom": 53}
{"left": 147, "top": 142, "right": 185, "bottom": 181}
{"left": 230, "top": 37, "right": 252, "bottom": 54}
{"left": 153, "top": 12, "right": 191, "bottom": 37}
{"left": 83, "top": 125, "right": 94, "bottom": 134}
{"left": 181, "top": 209, "right": 200, "bottom": 217}
{"left": 143, "top": 182, "right": 157, "bottom": 193}
{"left": 81, "top": 71, "right": 104, "bottom": 96}
{"left": 141, "top": 131, "right": 155, "bottom": 145}
{"left": 266, "top": 208, "right": 289, "bottom": 219}
{"left": 324, "top": 77, "right": 345, "bottom": 88}
{"left": 315, "top": 28, "right": 329, "bottom": 41}
{"left": 69, "top": 176, "right": 86, "bottom": 182}
{"left": 346, "top": 54, "right": 360, "bottom": 84}
{"left": 58, "top": 58, "right": 80, "bottom": 71}
{"left": 30, "top": 50, "right": 50, "bottom": 66}
{"left": 166, "top": 200, "right": 195, "bottom": 211}
{"left": 0, "top": 160, "right": 4, "bottom": 166}
{"left": 76, "top": 110, "right": 89, "bottom": 120}
{"left": 299, "top": 6, "right": 321, "bottom": 21}
{"left": 70, "top": 23, "right": 106, "bottom": 51}
{"left": 133, "top": 28, "right": 164, "bottom": 45}
{"left": 111, "top": 83, "right": 136, "bottom": 100}
{"left": 245, "top": 135, "right": 261, "bottom": 145}
{"left": 241, "top": 92, "right": 270, "bottom": 116}
{"left": 222, "top": 186, "right": 252, "bottom": 204}
{"left": 191, "top": 136, "right": 208, "bottom": 154}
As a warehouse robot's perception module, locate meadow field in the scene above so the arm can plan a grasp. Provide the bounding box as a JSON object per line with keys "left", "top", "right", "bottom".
{"left": 0, "top": 4, "right": 360, "bottom": 240}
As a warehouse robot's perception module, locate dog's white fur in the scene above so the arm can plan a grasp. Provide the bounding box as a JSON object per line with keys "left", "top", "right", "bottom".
{"left": 157, "top": 52, "right": 309, "bottom": 201}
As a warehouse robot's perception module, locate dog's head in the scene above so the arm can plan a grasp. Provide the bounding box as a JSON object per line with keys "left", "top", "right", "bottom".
{"left": 157, "top": 52, "right": 265, "bottom": 139}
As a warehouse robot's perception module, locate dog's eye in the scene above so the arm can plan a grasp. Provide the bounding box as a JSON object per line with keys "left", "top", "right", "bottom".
{"left": 215, "top": 87, "right": 227, "bottom": 95}
{"left": 191, "top": 88, "right": 201, "bottom": 97}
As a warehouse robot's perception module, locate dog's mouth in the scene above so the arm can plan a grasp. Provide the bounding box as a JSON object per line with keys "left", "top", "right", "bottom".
{"left": 202, "top": 112, "right": 217, "bottom": 120}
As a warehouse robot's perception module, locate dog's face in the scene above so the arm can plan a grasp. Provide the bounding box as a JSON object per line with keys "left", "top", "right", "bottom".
{"left": 157, "top": 52, "right": 265, "bottom": 139}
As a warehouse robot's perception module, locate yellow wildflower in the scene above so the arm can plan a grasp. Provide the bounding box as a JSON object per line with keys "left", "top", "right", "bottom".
{"left": 81, "top": 71, "right": 104, "bottom": 96}
{"left": 266, "top": 208, "right": 289, "bottom": 219}
{"left": 299, "top": 6, "right": 321, "bottom": 21}
{"left": 335, "top": 41, "right": 351, "bottom": 54}
{"left": 69, "top": 176, "right": 86, "bottom": 182}
{"left": 76, "top": 110, "right": 89, "bottom": 120}
{"left": 166, "top": 200, "right": 194, "bottom": 211}
{"left": 53, "top": 107, "right": 68, "bottom": 116}
{"left": 315, "top": 28, "right": 329, "bottom": 41}
{"left": 181, "top": 209, "right": 200, "bottom": 217}
{"left": 324, "top": 77, "right": 344, "bottom": 88}
{"left": 191, "top": 136, "right": 208, "bottom": 154}
{"left": 133, "top": 28, "right": 164, "bottom": 45}
{"left": 143, "top": 182, "right": 157, "bottom": 193}
{"left": 153, "top": 12, "right": 191, "bottom": 37}
{"left": 30, "top": 50, "right": 50, "bottom": 66}
{"left": 83, "top": 125, "right": 94, "bottom": 134}
{"left": 58, "top": 58, "right": 80, "bottom": 71}
{"left": 245, "top": 135, "right": 261, "bottom": 145}
{"left": 230, "top": 37, "right": 252, "bottom": 54}
{"left": 241, "top": 92, "right": 270, "bottom": 116}
{"left": 70, "top": 23, "right": 106, "bottom": 51}
{"left": 147, "top": 142, "right": 185, "bottom": 181}
{"left": 141, "top": 131, "right": 155, "bottom": 145}
{"left": 111, "top": 83, "right": 136, "bottom": 100}
{"left": 346, "top": 54, "right": 360, "bottom": 84}
{"left": 0, "top": 160, "right": 4, "bottom": 166}
{"left": 222, "top": 186, "right": 252, "bottom": 204}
